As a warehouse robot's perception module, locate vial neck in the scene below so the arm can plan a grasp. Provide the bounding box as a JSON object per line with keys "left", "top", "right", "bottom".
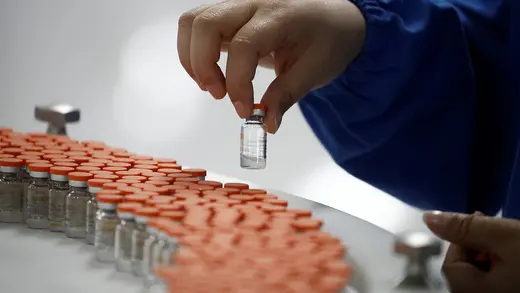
{"left": 31, "top": 177, "right": 49, "bottom": 185}
{"left": 70, "top": 186, "right": 88, "bottom": 193}
{"left": 246, "top": 115, "right": 264, "bottom": 123}
{"left": 2, "top": 172, "right": 19, "bottom": 180}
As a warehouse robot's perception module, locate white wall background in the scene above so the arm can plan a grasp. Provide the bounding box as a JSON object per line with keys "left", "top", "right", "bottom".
{"left": 0, "top": 0, "right": 427, "bottom": 233}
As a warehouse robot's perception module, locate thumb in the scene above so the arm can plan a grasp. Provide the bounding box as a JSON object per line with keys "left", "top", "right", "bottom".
{"left": 423, "top": 211, "right": 520, "bottom": 257}
{"left": 260, "top": 48, "right": 323, "bottom": 134}
{"left": 443, "top": 263, "right": 489, "bottom": 293}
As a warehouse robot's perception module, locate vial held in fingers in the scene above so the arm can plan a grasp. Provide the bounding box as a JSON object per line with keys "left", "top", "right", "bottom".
{"left": 240, "top": 104, "right": 267, "bottom": 170}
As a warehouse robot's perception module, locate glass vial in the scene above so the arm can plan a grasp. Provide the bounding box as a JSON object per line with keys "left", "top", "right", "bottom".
{"left": 20, "top": 160, "right": 31, "bottom": 224}
{"left": 142, "top": 219, "right": 163, "bottom": 287}
{"left": 240, "top": 103, "right": 267, "bottom": 170}
{"left": 26, "top": 163, "right": 52, "bottom": 229}
{"left": 115, "top": 203, "right": 142, "bottom": 273}
{"left": 48, "top": 166, "right": 74, "bottom": 232}
{"left": 95, "top": 194, "right": 123, "bottom": 263}
{"left": 131, "top": 207, "right": 160, "bottom": 277}
{"left": 65, "top": 172, "right": 94, "bottom": 239}
{"left": 86, "top": 179, "right": 112, "bottom": 245}
{"left": 0, "top": 158, "right": 24, "bottom": 223}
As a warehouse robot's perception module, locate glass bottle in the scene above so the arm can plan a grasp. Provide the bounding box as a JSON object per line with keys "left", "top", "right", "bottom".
{"left": 0, "top": 158, "right": 24, "bottom": 223}
{"left": 142, "top": 219, "right": 165, "bottom": 287}
{"left": 26, "top": 163, "right": 52, "bottom": 229}
{"left": 115, "top": 203, "right": 142, "bottom": 273}
{"left": 65, "top": 172, "right": 94, "bottom": 239}
{"left": 19, "top": 157, "right": 33, "bottom": 224}
{"left": 48, "top": 166, "right": 74, "bottom": 232}
{"left": 240, "top": 103, "right": 267, "bottom": 169}
{"left": 86, "top": 178, "right": 113, "bottom": 245}
{"left": 95, "top": 194, "right": 124, "bottom": 263}
{"left": 131, "top": 207, "right": 160, "bottom": 277}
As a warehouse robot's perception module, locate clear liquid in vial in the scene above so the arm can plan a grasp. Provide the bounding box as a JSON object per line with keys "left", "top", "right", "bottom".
{"left": 240, "top": 120, "right": 267, "bottom": 170}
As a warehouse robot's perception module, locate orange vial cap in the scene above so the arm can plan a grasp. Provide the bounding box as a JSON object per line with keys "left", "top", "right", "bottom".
{"left": 292, "top": 218, "right": 323, "bottom": 231}
{"left": 133, "top": 191, "right": 160, "bottom": 197}
{"left": 97, "top": 194, "right": 124, "bottom": 204}
{"left": 68, "top": 172, "right": 94, "bottom": 182}
{"left": 133, "top": 164, "right": 159, "bottom": 171}
{"left": 116, "top": 170, "right": 142, "bottom": 177}
{"left": 198, "top": 181, "right": 223, "bottom": 188}
{"left": 88, "top": 179, "right": 113, "bottom": 188}
{"left": 50, "top": 166, "right": 75, "bottom": 176}
{"left": 125, "top": 194, "right": 151, "bottom": 204}
{"left": 182, "top": 168, "right": 207, "bottom": 177}
{"left": 0, "top": 158, "right": 25, "bottom": 167}
{"left": 2, "top": 148, "right": 25, "bottom": 156}
{"left": 69, "top": 156, "right": 91, "bottom": 164}
{"left": 157, "top": 163, "right": 182, "bottom": 170}
{"left": 111, "top": 157, "right": 135, "bottom": 165}
{"left": 53, "top": 162, "right": 78, "bottom": 168}
{"left": 81, "top": 162, "right": 105, "bottom": 168}
{"left": 142, "top": 185, "right": 170, "bottom": 195}
{"left": 76, "top": 166, "right": 101, "bottom": 172}
{"left": 176, "top": 177, "right": 199, "bottom": 183}
{"left": 156, "top": 168, "right": 181, "bottom": 175}
{"left": 134, "top": 207, "right": 160, "bottom": 217}
{"left": 156, "top": 204, "right": 183, "bottom": 212}
{"left": 224, "top": 183, "right": 249, "bottom": 190}
{"left": 118, "top": 186, "right": 142, "bottom": 195}
{"left": 146, "top": 181, "right": 170, "bottom": 187}
{"left": 41, "top": 149, "right": 64, "bottom": 155}
{"left": 122, "top": 175, "right": 147, "bottom": 182}
{"left": 134, "top": 160, "right": 158, "bottom": 166}
{"left": 117, "top": 179, "right": 142, "bottom": 185}
{"left": 107, "top": 162, "right": 132, "bottom": 168}
{"left": 164, "top": 185, "right": 188, "bottom": 193}
{"left": 167, "top": 173, "right": 193, "bottom": 180}
{"left": 0, "top": 154, "right": 14, "bottom": 159}
{"left": 103, "top": 182, "right": 128, "bottom": 190}
{"left": 112, "top": 152, "right": 132, "bottom": 158}
{"left": 154, "top": 158, "right": 177, "bottom": 164}
{"left": 160, "top": 211, "right": 186, "bottom": 222}
{"left": 94, "top": 174, "right": 119, "bottom": 181}
{"left": 242, "top": 189, "right": 267, "bottom": 195}
{"left": 117, "top": 203, "right": 143, "bottom": 213}
{"left": 103, "top": 166, "right": 128, "bottom": 172}
{"left": 28, "top": 163, "right": 53, "bottom": 173}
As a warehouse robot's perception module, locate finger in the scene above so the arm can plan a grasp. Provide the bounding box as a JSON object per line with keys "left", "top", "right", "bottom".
{"left": 177, "top": 4, "right": 213, "bottom": 89}
{"left": 226, "top": 14, "right": 287, "bottom": 118}
{"left": 260, "top": 47, "right": 321, "bottom": 133}
{"left": 444, "top": 243, "right": 469, "bottom": 264}
{"left": 443, "top": 263, "right": 489, "bottom": 293}
{"left": 190, "top": 1, "right": 256, "bottom": 99}
{"left": 423, "top": 211, "right": 520, "bottom": 257}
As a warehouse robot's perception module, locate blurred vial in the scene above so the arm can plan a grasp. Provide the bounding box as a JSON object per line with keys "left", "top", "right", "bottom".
{"left": 86, "top": 179, "right": 112, "bottom": 245}
{"left": 131, "top": 207, "right": 160, "bottom": 277}
{"left": 48, "top": 166, "right": 74, "bottom": 232}
{"left": 26, "top": 163, "right": 52, "bottom": 229}
{"left": 115, "top": 203, "right": 141, "bottom": 273}
{"left": 0, "top": 158, "right": 24, "bottom": 223}
{"left": 95, "top": 194, "right": 124, "bottom": 263}
{"left": 240, "top": 104, "right": 267, "bottom": 170}
{"left": 65, "top": 172, "right": 94, "bottom": 239}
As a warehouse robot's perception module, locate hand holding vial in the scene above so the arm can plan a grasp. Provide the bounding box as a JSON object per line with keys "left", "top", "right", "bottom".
{"left": 177, "top": 0, "right": 366, "bottom": 134}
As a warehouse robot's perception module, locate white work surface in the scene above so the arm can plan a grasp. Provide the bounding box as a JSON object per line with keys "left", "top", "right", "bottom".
{"left": 0, "top": 173, "right": 444, "bottom": 293}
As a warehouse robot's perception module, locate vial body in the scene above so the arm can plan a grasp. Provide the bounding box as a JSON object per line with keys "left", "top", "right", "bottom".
{"left": 26, "top": 177, "right": 50, "bottom": 229}
{"left": 240, "top": 114, "right": 267, "bottom": 170}
{"left": 48, "top": 180, "right": 70, "bottom": 232}
{"left": 131, "top": 223, "right": 150, "bottom": 277}
{"left": 94, "top": 205, "right": 120, "bottom": 263}
{"left": 159, "top": 238, "right": 178, "bottom": 266}
{"left": 142, "top": 230, "right": 159, "bottom": 286}
{"left": 0, "top": 172, "right": 23, "bottom": 223}
{"left": 20, "top": 168, "right": 30, "bottom": 224}
{"left": 115, "top": 218, "right": 136, "bottom": 273}
{"left": 86, "top": 195, "right": 97, "bottom": 245}
{"left": 65, "top": 186, "right": 89, "bottom": 239}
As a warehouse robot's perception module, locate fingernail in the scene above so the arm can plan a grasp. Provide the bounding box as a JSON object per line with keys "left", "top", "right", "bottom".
{"left": 233, "top": 101, "right": 245, "bottom": 118}
{"left": 474, "top": 211, "right": 484, "bottom": 216}
{"left": 423, "top": 210, "right": 446, "bottom": 226}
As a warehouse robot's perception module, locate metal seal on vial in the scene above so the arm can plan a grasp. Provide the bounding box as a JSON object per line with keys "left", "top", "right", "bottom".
{"left": 393, "top": 232, "right": 444, "bottom": 292}
{"left": 34, "top": 104, "right": 80, "bottom": 135}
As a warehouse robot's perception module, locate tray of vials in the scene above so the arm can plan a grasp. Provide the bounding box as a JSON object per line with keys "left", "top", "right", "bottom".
{"left": 0, "top": 127, "right": 356, "bottom": 293}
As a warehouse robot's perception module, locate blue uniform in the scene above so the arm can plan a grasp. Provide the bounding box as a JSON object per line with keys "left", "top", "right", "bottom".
{"left": 299, "top": 0, "right": 520, "bottom": 218}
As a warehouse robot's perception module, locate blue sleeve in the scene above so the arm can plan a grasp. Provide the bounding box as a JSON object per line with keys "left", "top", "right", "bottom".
{"left": 299, "top": 0, "right": 507, "bottom": 214}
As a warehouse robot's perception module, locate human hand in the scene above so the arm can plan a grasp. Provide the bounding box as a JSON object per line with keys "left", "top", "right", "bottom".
{"left": 423, "top": 211, "right": 520, "bottom": 293}
{"left": 177, "top": 0, "right": 366, "bottom": 133}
